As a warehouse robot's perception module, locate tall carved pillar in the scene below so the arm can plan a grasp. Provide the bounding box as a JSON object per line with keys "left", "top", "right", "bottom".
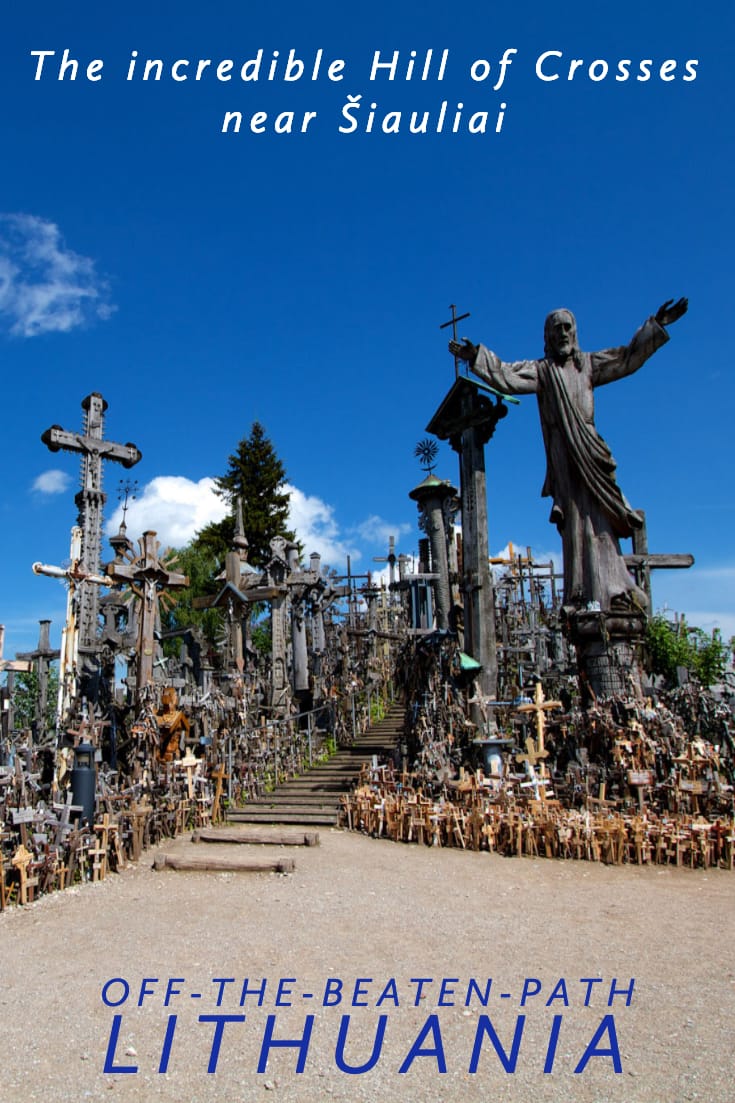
{"left": 41, "top": 393, "right": 141, "bottom": 707}
{"left": 408, "top": 474, "right": 458, "bottom": 631}
{"left": 427, "top": 377, "right": 507, "bottom": 707}
{"left": 286, "top": 542, "right": 309, "bottom": 699}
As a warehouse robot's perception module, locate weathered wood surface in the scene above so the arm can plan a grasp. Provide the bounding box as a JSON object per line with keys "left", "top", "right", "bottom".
{"left": 192, "top": 828, "right": 319, "bottom": 847}
{"left": 624, "top": 553, "right": 694, "bottom": 569}
{"left": 153, "top": 852, "right": 295, "bottom": 873}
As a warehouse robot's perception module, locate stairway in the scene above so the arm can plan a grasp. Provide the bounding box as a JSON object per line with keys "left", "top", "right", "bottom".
{"left": 227, "top": 703, "right": 404, "bottom": 827}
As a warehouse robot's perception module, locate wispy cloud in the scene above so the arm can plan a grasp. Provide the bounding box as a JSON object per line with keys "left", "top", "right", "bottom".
{"left": 353, "top": 515, "right": 412, "bottom": 547}
{"left": 0, "top": 213, "right": 114, "bottom": 337}
{"left": 32, "top": 469, "right": 72, "bottom": 495}
{"left": 694, "top": 565, "right": 735, "bottom": 580}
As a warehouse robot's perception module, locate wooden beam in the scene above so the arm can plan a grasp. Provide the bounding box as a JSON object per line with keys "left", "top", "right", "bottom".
{"left": 624, "top": 554, "right": 694, "bottom": 570}
{"left": 192, "top": 828, "right": 319, "bottom": 847}
{"left": 153, "top": 853, "right": 295, "bottom": 873}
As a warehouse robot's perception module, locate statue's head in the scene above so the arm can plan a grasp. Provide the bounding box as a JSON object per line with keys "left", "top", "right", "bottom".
{"left": 544, "top": 309, "right": 579, "bottom": 363}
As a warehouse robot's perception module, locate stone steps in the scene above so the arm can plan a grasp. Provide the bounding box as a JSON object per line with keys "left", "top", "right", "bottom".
{"left": 227, "top": 702, "right": 403, "bottom": 827}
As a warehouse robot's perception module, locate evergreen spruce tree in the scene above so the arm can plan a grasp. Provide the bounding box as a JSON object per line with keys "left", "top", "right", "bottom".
{"left": 195, "top": 422, "right": 295, "bottom": 569}
{"left": 164, "top": 423, "right": 296, "bottom": 647}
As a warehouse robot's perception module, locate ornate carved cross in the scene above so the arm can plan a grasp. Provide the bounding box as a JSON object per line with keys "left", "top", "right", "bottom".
{"left": 41, "top": 394, "right": 141, "bottom": 689}
{"left": 105, "top": 531, "right": 188, "bottom": 694}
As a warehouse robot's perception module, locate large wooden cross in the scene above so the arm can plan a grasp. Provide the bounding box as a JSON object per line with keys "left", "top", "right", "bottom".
{"left": 33, "top": 526, "right": 110, "bottom": 724}
{"left": 105, "top": 531, "right": 188, "bottom": 693}
{"left": 41, "top": 393, "right": 141, "bottom": 690}
{"left": 624, "top": 512, "right": 694, "bottom": 614}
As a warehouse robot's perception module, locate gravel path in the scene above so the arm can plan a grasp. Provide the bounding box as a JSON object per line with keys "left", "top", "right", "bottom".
{"left": 1, "top": 828, "right": 732, "bottom": 1103}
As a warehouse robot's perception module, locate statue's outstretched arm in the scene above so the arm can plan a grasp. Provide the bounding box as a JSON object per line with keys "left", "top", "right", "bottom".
{"left": 448, "top": 338, "right": 478, "bottom": 367}
{"left": 655, "top": 297, "right": 688, "bottom": 327}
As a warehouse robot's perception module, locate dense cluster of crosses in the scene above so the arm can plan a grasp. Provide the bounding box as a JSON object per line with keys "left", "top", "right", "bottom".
{"left": 0, "top": 341, "right": 722, "bottom": 904}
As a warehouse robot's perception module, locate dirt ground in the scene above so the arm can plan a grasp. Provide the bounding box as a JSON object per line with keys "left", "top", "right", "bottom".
{"left": 1, "top": 827, "right": 732, "bottom": 1103}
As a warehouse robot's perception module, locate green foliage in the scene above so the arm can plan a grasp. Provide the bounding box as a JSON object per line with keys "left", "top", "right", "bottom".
{"left": 11, "top": 667, "right": 59, "bottom": 733}
{"left": 161, "top": 540, "right": 223, "bottom": 648}
{"left": 645, "top": 615, "right": 729, "bottom": 687}
{"left": 196, "top": 421, "right": 295, "bottom": 569}
{"left": 250, "top": 612, "right": 272, "bottom": 656}
{"left": 369, "top": 697, "right": 386, "bottom": 723}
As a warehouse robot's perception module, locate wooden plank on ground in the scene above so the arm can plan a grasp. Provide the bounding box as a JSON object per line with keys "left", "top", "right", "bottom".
{"left": 153, "top": 853, "right": 295, "bottom": 874}
{"left": 192, "top": 828, "right": 319, "bottom": 847}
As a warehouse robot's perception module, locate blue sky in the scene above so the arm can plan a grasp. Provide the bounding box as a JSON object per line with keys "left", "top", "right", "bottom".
{"left": 1, "top": 0, "right": 732, "bottom": 657}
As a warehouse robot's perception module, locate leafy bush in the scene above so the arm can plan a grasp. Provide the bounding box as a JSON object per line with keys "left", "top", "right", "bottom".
{"left": 645, "top": 615, "right": 730, "bottom": 687}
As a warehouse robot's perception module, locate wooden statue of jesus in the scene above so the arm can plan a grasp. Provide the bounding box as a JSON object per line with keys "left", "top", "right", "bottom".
{"left": 450, "top": 298, "right": 687, "bottom": 614}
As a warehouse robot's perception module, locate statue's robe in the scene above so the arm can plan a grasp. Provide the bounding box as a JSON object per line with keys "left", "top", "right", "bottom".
{"left": 471, "top": 317, "right": 668, "bottom": 611}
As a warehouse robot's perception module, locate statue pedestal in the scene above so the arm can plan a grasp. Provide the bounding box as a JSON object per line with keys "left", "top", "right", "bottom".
{"left": 565, "top": 609, "right": 647, "bottom": 703}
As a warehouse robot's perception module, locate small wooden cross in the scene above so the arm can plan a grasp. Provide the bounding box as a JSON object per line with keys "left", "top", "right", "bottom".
{"left": 92, "top": 813, "right": 117, "bottom": 880}
{"left": 514, "top": 735, "right": 553, "bottom": 801}
{"left": 180, "top": 748, "right": 199, "bottom": 800}
{"left": 12, "top": 844, "right": 39, "bottom": 905}
{"left": 49, "top": 791, "right": 84, "bottom": 846}
{"left": 209, "top": 763, "right": 229, "bottom": 825}
{"left": 515, "top": 735, "right": 548, "bottom": 771}
{"left": 514, "top": 682, "right": 563, "bottom": 778}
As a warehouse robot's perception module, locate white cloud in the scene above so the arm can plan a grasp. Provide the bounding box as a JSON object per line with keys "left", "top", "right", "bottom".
{"left": 365, "top": 564, "right": 392, "bottom": 590}
{"left": 0, "top": 213, "right": 114, "bottom": 336}
{"left": 285, "top": 484, "right": 361, "bottom": 567}
{"left": 32, "top": 468, "right": 72, "bottom": 495}
{"left": 104, "top": 474, "right": 411, "bottom": 571}
{"left": 105, "top": 476, "right": 228, "bottom": 548}
{"left": 695, "top": 566, "right": 735, "bottom": 581}
{"left": 104, "top": 476, "right": 362, "bottom": 566}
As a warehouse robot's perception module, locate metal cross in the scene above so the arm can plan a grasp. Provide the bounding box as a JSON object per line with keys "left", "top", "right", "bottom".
{"left": 440, "top": 303, "right": 471, "bottom": 379}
